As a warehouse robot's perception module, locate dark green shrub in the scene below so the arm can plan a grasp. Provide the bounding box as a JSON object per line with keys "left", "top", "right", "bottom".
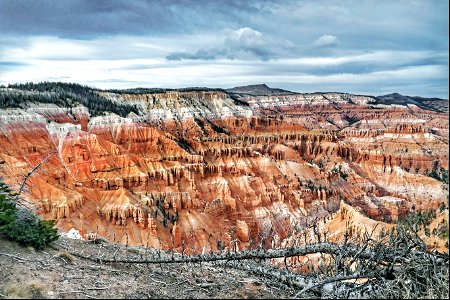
{"left": 427, "top": 167, "right": 449, "bottom": 184}
{"left": 0, "top": 183, "right": 59, "bottom": 250}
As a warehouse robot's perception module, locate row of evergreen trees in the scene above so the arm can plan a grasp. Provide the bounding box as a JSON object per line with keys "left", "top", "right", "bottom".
{"left": 105, "top": 86, "right": 227, "bottom": 95}
{"left": 0, "top": 82, "right": 140, "bottom": 117}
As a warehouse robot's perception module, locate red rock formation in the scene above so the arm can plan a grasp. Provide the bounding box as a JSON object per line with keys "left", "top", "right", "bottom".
{"left": 0, "top": 91, "right": 447, "bottom": 253}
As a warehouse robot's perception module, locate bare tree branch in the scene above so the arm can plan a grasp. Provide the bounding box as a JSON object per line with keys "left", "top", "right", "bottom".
{"left": 18, "top": 150, "right": 57, "bottom": 196}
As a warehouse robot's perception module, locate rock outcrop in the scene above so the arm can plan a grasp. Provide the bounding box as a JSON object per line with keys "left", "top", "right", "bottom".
{"left": 0, "top": 87, "right": 448, "bottom": 253}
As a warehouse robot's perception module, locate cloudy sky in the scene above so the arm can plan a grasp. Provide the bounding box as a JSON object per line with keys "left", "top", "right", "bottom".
{"left": 0, "top": 0, "right": 448, "bottom": 97}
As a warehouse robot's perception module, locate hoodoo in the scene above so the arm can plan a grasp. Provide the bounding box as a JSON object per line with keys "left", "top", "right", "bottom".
{"left": 0, "top": 83, "right": 448, "bottom": 252}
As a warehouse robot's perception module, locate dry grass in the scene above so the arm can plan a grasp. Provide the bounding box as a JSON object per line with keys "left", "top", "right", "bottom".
{"left": 4, "top": 281, "right": 47, "bottom": 299}
{"left": 58, "top": 249, "right": 75, "bottom": 264}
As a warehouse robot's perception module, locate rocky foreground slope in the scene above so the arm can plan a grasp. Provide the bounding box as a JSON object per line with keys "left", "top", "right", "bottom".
{"left": 0, "top": 237, "right": 293, "bottom": 299}
{"left": 0, "top": 82, "right": 448, "bottom": 253}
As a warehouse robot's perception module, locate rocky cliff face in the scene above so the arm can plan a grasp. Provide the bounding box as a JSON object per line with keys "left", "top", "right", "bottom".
{"left": 0, "top": 87, "right": 448, "bottom": 253}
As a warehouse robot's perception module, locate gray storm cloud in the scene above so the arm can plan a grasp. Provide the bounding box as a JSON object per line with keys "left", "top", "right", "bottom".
{"left": 166, "top": 27, "right": 275, "bottom": 61}
{"left": 0, "top": 0, "right": 448, "bottom": 98}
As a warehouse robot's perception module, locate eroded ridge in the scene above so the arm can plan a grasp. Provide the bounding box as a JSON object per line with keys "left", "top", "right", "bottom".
{"left": 0, "top": 86, "right": 448, "bottom": 252}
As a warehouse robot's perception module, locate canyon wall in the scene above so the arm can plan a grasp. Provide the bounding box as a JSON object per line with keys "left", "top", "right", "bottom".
{"left": 0, "top": 90, "right": 448, "bottom": 253}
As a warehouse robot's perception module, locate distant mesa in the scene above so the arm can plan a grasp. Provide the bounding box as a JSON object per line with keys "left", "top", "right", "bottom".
{"left": 226, "top": 83, "right": 296, "bottom": 96}
{"left": 375, "top": 93, "right": 449, "bottom": 113}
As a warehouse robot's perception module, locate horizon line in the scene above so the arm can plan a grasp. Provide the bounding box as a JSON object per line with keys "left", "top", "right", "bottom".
{"left": 1, "top": 80, "right": 448, "bottom": 100}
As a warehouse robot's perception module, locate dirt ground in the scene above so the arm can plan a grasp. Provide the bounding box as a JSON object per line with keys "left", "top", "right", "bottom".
{"left": 0, "top": 238, "right": 294, "bottom": 299}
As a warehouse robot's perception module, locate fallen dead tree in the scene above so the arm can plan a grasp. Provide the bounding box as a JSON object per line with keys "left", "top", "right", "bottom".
{"left": 54, "top": 242, "right": 385, "bottom": 264}
{"left": 52, "top": 213, "right": 449, "bottom": 299}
